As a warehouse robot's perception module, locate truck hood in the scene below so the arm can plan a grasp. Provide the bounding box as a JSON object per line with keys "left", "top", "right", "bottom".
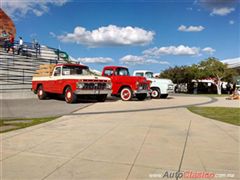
{"left": 148, "top": 78, "right": 173, "bottom": 84}
{"left": 32, "top": 75, "right": 111, "bottom": 81}
{"left": 125, "top": 76, "right": 148, "bottom": 83}
{"left": 60, "top": 75, "right": 111, "bottom": 81}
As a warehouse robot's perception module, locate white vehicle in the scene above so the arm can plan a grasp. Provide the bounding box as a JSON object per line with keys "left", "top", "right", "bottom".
{"left": 133, "top": 70, "right": 174, "bottom": 98}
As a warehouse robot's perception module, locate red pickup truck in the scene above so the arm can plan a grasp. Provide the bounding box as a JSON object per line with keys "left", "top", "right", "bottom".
{"left": 102, "top": 66, "right": 150, "bottom": 101}
{"left": 32, "top": 64, "right": 112, "bottom": 103}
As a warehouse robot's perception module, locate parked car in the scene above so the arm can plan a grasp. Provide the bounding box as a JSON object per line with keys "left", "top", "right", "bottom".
{"left": 133, "top": 70, "right": 174, "bottom": 98}
{"left": 102, "top": 66, "right": 150, "bottom": 101}
{"left": 32, "top": 64, "right": 112, "bottom": 103}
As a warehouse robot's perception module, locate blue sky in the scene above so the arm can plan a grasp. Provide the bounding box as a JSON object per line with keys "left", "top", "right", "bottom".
{"left": 2, "top": 0, "right": 239, "bottom": 73}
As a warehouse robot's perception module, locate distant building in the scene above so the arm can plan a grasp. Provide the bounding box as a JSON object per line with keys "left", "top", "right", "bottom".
{"left": 0, "top": 8, "right": 16, "bottom": 36}
{"left": 221, "top": 58, "right": 240, "bottom": 89}
{"left": 221, "top": 57, "right": 240, "bottom": 73}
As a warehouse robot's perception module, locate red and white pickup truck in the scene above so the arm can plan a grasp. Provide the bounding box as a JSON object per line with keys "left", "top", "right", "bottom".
{"left": 32, "top": 64, "right": 112, "bottom": 103}
{"left": 102, "top": 66, "right": 150, "bottom": 101}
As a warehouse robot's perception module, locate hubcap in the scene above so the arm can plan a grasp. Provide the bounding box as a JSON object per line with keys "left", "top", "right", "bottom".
{"left": 122, "top": 89, "right": 130, "bottom": 100}
{"left": 67, "top": 91, "right": 72, "bottom": 99}
{"left": 39, "top": 89, "right": 43, "bottom": 96}
{"left": 151, "top": 90, "right": 158, "bottom": 97}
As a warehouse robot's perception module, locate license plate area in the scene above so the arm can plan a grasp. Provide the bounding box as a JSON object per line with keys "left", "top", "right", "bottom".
{"left": 94, "top": 90, "right": 100, "bottom": 94}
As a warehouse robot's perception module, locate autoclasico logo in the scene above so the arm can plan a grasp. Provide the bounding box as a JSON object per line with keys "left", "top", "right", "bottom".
{"left": 149, "top": 171, "right": 235, "bottom": 179}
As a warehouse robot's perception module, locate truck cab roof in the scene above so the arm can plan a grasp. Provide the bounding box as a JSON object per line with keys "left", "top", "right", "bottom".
{"left": 133, "top": 70, "right": 153, "bottom": 73}
{"left": 103, "top": 66, "right": 128, "bottom": 69}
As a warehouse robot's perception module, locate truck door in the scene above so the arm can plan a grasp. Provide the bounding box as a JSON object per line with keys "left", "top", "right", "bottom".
{"left": 114, "top": 68, "right": 130, "bottom": 93}
{"left": 52, "top": 66, "right": 62, "bottom": 93}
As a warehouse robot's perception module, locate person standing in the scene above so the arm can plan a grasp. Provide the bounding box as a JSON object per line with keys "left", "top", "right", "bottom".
{"left": 17, "top": 37, "right": 23, "bottom": 55}
{"left": 35, "top": 41, "right": 41, "bottom": 57}
{"left": 7, "top": 33, "right": 15, "bottom": 54}
{"left": 193, "top": 82, "right": 198, "bottom": 94}
{"left": 226, "top": 82, "right": 231, "bottom": 94}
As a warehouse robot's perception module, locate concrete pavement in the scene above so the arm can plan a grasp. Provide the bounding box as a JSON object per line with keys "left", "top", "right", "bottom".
{"left": 1, "top": 96, "right": 239, "bottom": 180}
{"left": 1, "top": 98, "right": 93, "bottom": 119}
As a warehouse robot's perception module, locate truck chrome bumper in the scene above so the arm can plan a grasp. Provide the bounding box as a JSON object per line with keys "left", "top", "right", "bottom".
{"left": 133, "top": 89, "right": 149, "bottom": 94}
{"left": 167, "top": 89, "right": 174, "bottom": 94}
{"left": 74, "top": 89, "right": 111, "bottom": 95}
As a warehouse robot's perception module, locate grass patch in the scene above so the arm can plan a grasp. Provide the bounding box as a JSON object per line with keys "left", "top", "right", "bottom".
{"left": 0, "top": 116, "right": 59, "bottom": 133}
{"left": 188, "top": 106, "right": 240, "bottom": 126}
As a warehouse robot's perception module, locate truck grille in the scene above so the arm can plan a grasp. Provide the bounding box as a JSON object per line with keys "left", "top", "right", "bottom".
{"left": 168, "top": 84, "right": 174, "bottom": 90}
{"left": 82, "top": 83, "right": 107, "bottom": 90}
{"left": 139, "top": 83, "right": 148, "bottom": 90}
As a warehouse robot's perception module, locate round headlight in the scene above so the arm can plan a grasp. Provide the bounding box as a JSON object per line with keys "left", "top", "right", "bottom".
{"left": 106, "top": 82, "right": 112, "bottom": 89}
{"left": 77, "top": 82, "right": 84, "bottom": 89}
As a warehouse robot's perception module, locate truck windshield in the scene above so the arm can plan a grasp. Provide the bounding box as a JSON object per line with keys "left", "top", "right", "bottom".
{"left": 146, "top": 72, "right": 153, "bottom": 78}
{"left": 135, "top": 72, "right": 144, "bottom": 77}
{"left": 62, "top": 66, "right": 92, "bottom": 76}
{"left": 116, "top": 68, "right": 130, "bottom": 76}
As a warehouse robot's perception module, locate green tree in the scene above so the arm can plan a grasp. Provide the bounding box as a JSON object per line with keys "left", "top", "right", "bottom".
{"left": 197, "top": 57, "right": 237, "bottom": 95}
{"left": 160, "top": 65, "right": 199, "bottom": 84}
{"left": 160, "top": 57, "right": 237, "bottom": 94}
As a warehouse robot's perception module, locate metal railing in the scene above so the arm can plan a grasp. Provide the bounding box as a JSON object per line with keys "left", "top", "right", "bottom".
{"left": 0, "top": 41, "right": 70, "bottom": 91}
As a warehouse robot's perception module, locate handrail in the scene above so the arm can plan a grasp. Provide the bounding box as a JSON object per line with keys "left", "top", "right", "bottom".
{"left": 0, "top": 41, "right": 71, "bottom": 91}
{"left": 1, "top": 39, "right": 69, "bottom": 62}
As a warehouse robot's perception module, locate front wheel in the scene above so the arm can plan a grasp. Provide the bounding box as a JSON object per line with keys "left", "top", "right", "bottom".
{"left": 37, "top": 85, "right": 48, "bottom": 100}
{"left": 120, "top": 87, "right": 132, "bottom": 101}
{"left": 151, "top": 88, "right": 160, "bottom": 99}
{"left": 97, "top": 94, "right": 107, "bottom": 102}
{"left": 136, "top": 94, "right": 147, "bottom": 101}
{"left": 64, "top": 87, "right": 77, "bottom": 103}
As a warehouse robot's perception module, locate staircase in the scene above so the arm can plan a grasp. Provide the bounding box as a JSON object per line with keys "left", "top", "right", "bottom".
{"left": 0, "top": 46, "right": 69, "bottom": 99}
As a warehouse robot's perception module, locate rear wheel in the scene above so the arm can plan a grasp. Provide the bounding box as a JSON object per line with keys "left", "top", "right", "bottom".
{"left": 151, "top": 88, "right": 160, "bottom": 99}
{"left": 97, "top": 94, "right": 107, "bottom": 102}
{"left": 37, "top": 85, "right": 48, "bottom": 100}
{"left": 120, "top": 87, "right": 132, "bottom": 101}
{"left": 65, "top": 87, "right": 77, "bottom": 103}
{"left": 136, "top": 94, "right": 147, "bottom": 101}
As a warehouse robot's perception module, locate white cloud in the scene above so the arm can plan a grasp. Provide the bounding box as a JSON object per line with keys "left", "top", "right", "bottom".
{"left": 145, "top": 59, "right": 170, "bottom": 65}
{"left": 120, "top": 55, "right": 169, "bottom": 65}
{"left": 58, "top": 25, "right": 155, "bottom": 47}
{"left": 49, "top": 32, "right": 57, "bottom": 38}
{"left": 143, "top": 45, "right": 200, "bottom": 57}
{"left": 178, "top": 25, "right": 205, "bottom": 32}
{"left": 202, "top": 47, "right": 216, "bottom": 54}
{"left": 2, "top": 0, "right": 69, "bottom": 19}
{"left": 69, "top": 56, "right": 78, "bottom": 62}
{"left": 210, "top": 7, "right": 235, "bottom": 16}
{"left": 77, "top": 57, "right": 113, "bottom": 64}
{"left": 229, "top": 20, "right": 235, "bottom": 25}
{"left": 120, "top": 55, "right": 145, "bottom": 65}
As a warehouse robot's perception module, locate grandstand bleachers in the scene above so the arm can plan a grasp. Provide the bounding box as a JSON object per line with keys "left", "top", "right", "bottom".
{"left": 0, "top": 44, "right": 70, "bottom": 94}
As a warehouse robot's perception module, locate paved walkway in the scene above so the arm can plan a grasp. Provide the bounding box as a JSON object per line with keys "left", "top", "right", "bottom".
{"left": 1, "top": 98, "right": 93, "bottom": 119}
{"left": 1, "top": 96, "right": 239, "bottom": 180}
